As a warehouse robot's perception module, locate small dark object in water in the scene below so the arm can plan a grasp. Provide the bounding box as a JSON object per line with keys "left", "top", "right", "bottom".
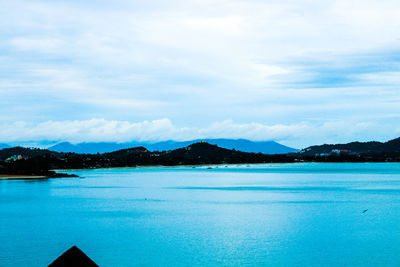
{"left": 48, "top": 245, "right": 98, "bottom": 267}
{"left": 207, "top": 167, "right": 212, "bottom": 169}
{"left": 363, "top": 209, "right": 368, "bottom": 213}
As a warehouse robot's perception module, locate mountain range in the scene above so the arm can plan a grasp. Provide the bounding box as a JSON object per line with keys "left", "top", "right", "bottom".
{"left": 47, "top": 139, "right": 298, "bottom": 154}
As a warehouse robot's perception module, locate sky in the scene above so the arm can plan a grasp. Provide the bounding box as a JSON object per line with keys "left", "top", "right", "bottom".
{"left": 1, "top": 0, "right": 400, "bottom": 148}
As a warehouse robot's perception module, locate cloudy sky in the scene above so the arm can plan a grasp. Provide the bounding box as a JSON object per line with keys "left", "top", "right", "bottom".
{"left": 1, "top": 0, "right": 400, "bottom": 148}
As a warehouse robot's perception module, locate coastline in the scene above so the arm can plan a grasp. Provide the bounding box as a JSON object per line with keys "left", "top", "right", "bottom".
{"left": 0, "top": 175, "right": 48, "bottom": 180}
{"left": 0, "top": 172, "right": 78, "bottom": 180}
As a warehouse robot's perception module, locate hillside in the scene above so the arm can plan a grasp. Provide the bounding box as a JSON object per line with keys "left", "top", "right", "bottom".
{"left": 0, "top": 146, "right": 59, "bottom": 160}
{"left": 300, "top": 137, "right": 400, "bottom": 156}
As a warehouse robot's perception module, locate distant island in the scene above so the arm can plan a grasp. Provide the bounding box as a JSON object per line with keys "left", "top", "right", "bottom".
{"left": 1, "top": 137, "right": 400, "bottom": 179}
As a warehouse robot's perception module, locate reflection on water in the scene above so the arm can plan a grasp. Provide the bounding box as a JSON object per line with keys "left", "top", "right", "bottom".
{"left": 1, "top": 163, "right": 400, "bottom": 266}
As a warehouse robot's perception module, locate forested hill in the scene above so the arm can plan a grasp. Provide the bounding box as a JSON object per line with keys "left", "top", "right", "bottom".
{"left": 0, "top": 146, "right": 59, "bottom": 160}
{"left": 300, "top": 137, "right": 400, "bottom": 156}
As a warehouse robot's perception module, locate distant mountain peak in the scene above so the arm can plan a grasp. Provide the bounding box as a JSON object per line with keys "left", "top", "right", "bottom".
{"left": 189, "top": 142, "right": 216, "bottom": 148}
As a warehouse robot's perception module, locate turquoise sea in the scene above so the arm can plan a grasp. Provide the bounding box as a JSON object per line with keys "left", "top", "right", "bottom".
{"left": 1, "top": 163, "right": 400, "bottom": 266}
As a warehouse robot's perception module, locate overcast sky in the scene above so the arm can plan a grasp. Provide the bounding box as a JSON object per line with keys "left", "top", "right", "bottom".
{"left": 1, "top": 0, "right": 400, "bottom": 148}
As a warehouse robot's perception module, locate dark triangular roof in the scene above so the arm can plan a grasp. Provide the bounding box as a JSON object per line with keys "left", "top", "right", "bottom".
{"left": 48, "top": 246, "right": 98, "bottom": 267}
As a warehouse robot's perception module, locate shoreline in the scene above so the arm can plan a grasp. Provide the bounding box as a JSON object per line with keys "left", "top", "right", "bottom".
{"left": 0, "top": 175, "right": 48, "bottom": 180}
{"left": 0, "top": 172, "right": 78, "bottom": 180}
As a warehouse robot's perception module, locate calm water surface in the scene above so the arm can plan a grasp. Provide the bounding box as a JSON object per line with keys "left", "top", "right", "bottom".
{"left": 1, "top": 163, "right": 400, "bottom": 266}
